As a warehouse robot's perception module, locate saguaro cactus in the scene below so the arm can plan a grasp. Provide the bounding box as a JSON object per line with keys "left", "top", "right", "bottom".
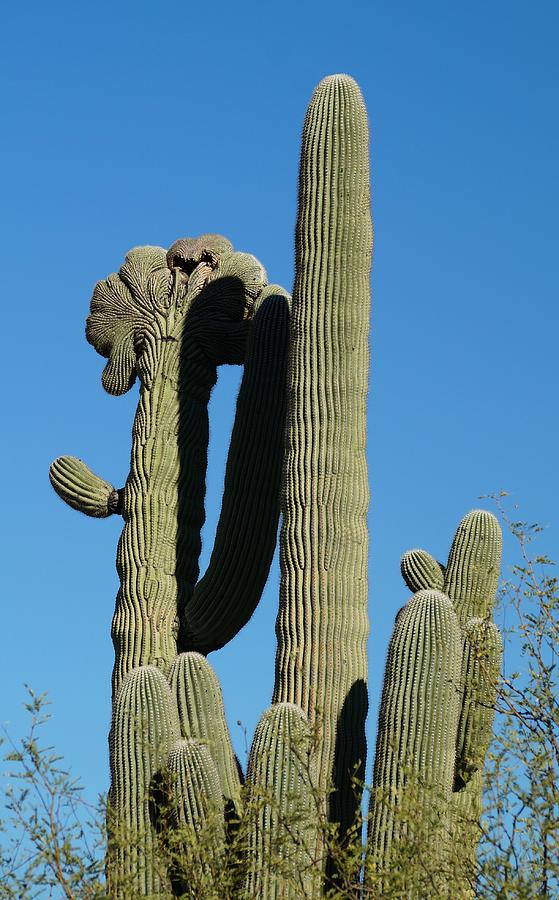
{"left": 273, "top": 73, "right": 372, "bottom": 838}
{"left": 50, "top": 73, "right": 501, "bottom": 898}
{"left": 369, "top": 510, "right": 503, "bottom": 897}
{"left": 50, "top": 239, "right": 291, "bottom": 891}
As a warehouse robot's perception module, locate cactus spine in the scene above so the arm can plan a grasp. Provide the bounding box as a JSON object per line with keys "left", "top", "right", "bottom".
{"left": 273, "top": 74, "right": 372, "bottom": 837}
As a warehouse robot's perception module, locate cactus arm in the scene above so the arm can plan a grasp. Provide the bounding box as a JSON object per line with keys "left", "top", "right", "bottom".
{"left": 368, "top": 589, "right": 462, "bottom": 895}
{"left": 454, "top": 618, "right": 502, "bottom": 791}
{"left": 108, "top": 665, "right": 180, "bottom": 898}
{"left": 165, "top": 739, "right": 225, "bottom": 897}
{"left": 400, "top": 547, "right": 445, "bottom": 593}
{"left": 49, "top": 455, "right": 122, "bottom": 517}
{"left": 82, "top": 242, "right": 268, "bottom": 699}
{"left": 444, "top": 514, "right": 502, "bottom": 893}
{"left": 109, "top": 276, "right": 215, "bottom": 699}
{"left": 443, "top": 509, "right": 502, "bottom": 623}
{"left": 394, "top": 510, "right": 503, "bottom": 894}
{"left": 272, "top": 74, "right": 372, "bottom": 837}
{"left": 182, "top": 285, "right": 291, "bottom": 653}
{"left": 168, "top": 652, "right": 242, "bottom": 815}
{"left": 244, "top": 702, "right": 318, "bottom": 899}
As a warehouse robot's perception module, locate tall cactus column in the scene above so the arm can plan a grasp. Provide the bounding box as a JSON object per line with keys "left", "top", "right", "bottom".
{"left": 273, "top": 74, "right": 373, "bottom": 836}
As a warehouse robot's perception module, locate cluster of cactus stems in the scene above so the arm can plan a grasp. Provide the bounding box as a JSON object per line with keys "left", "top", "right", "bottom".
{"left": 50, "top": 74, "right": 502, "bottom": 897}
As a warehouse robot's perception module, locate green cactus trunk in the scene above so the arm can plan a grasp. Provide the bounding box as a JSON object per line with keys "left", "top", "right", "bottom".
{"left": 168, "top": 652, "right": 242, "bottom": 815}
{"left": 371, "top": 510, "right": 503, "bottom": 895}
{"left": 368, "top": 590, "right": 462, "bottom": 896}
{"left": 244, "top": 702, "right": 318, "bottom": 899}
{"left": 112, "top": 327, "right": 214, "bottom": 698}
{"left": 444, "top": 511, "right": 503, "bottom": 893}
{"left": 273, "top": 74, "right": 372, "bottom": 838}
{"left": 108, "top": 665, "right": 180, "bottom": 898}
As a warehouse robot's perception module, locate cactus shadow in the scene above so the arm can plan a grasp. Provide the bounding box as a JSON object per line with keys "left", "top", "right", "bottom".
{"left": 330, "top": 677, "right": 368, "bottom": 838}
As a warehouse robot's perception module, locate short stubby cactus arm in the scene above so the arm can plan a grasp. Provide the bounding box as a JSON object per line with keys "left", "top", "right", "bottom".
{"left": 273, "top": 74, "right": 372, "bottom": 838}
{"left": 165, "top": 739, "right": 225, "bottom": 897}
{"left": 400, "top": 547, "right": 444, "bottom": 593}
{"left": 49, "top": 455, "right": 123, "bottom": 517}
{"left": 181, "top": 285, "right": 291, "bottom": 654}
{"left": 368, "top": 590, "right": 462, "bottom": 895}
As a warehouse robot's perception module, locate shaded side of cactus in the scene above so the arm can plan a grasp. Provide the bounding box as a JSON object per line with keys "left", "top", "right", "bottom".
{"left": 168, "top": 652, "right": 241, "bottom": 814}
{"left": 244, "top": 703, "right": 318, "bottom": 899}
{"left": 108, "top": 665, "right": 180, "bottom": 898}
{"left": 368, "top": 590, "right": 462, "bottom": 895}
{"left": 455, "top": 618, "right": 502, "bottom": 790}
{"left": 273, "top": 73, "right": 372, "bottom": 837}
{"left": 165, "top": 739, "right": 225, "bottom": 897}
{"left": 444, "top": 510, "right": 502, "bottom": 888}
{"left": 181, "top": 284, "right": 291, "bottom": 653}
{"left": 451, "top": 618, "right": 502, "bottom": 896}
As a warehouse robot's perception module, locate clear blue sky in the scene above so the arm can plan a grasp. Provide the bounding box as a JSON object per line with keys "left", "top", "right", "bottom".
{"left": 1, "top": 0, "right": 557, "bottom": 806}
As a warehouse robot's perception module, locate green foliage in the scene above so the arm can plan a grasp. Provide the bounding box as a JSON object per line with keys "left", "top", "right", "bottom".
{"left": 476, "top": 500, "right": 559, "bottom": 897}
{"left": 0, "top": 689, "right": 106, "bottom": 899}
{"left": 2, "top": 520, "right": 558, "bottom": 896}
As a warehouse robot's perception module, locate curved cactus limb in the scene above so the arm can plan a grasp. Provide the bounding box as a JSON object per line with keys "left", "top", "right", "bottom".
{"left": 400, "top": 548, "right": 445, "bottom": 593}
{"left": 181, "top": 284, "right": 291, "bottom": 654}
{"left": 273, "top": 73, "right": 372, "bottom": 841}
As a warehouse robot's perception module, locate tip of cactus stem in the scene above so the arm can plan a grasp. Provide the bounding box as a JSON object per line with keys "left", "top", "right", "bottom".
{"left": 461, "top": 508, "right": 500, "bottom": 527}
{"left": 319, "top": 73, "right": 359, "bottom": 86}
